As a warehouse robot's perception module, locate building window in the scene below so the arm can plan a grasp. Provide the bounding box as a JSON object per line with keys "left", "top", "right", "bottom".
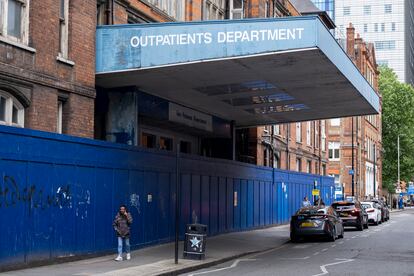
{"left": 263, "top": 148, "right": 269, "bottom": 167}
{"left": 141, "top": 132, "right": 156, "bottom": 149}
{"left": 306, "top": 121, "right": 311, "bottom": 145}
{"left": 381, "top": 23, "right": 385, "bottom": 32}
{"left": 160, "top": 136, "right": 173, "bottom": 151}
{"left": 0, "top": 90, "right": 24, "bottom": 127}
{"left": 384, "top": 4, "right": 392, "bottom": 14}
{"left": 363, "top": 24, "right": 368, "bottom": 33}
{"left": 322, "top": 164, "right": 326, "bottom": 176}
{"left": 180, "top": 141, "right": 191, "bottom": 154}
{"left": 321, "top": 120, "right": 326, "bottom": 151}
{"left": 147, "top": 0, "right": 185, "bottom": 21}
{"left": 296, "top": 158, "right": 301, "bottom": 172}
{"left": 375, "top": 40, "right": 396, "bottom": 50}
{"left": 374, "top": 23, "right": 378, "bottom": 32}
{"left": 273, "top": 124, "right": 280, "bottom": 135}
{"left": 57, "top": 100, "right": 63, "bottom": 134}
{"left": 204, "top": 0, "right": 225, "bottom": 20}
{"left": 330, "top": 118, "right": 340, "bottom": 126}
{"left": 306, "top": 160, "right": 311, "bottom": 173}
{"left": 363, "top": 5, "right": 371, "bottom": 15}
{"left": 328, "top": 142, "right": 340, "bottom": 161}
{"left": 230, "top": 0, "right": 243, "bottom": 19}
{"left": 59, "top": 0, "right": 69, "bottom": 59}
{"left": 274, "top": 152, "right": 280, "bottom": 169}
{"left": 391, "top": 22, "right": 396, "bottom": 32}
{"left": 343, "top": 6, "right": 350, "bottom": 16}
{"left": 0, "top": 0, "right": 29, "bottom": 44}
{"left": 296, "top": 122, "right": 302, "bottom": 143}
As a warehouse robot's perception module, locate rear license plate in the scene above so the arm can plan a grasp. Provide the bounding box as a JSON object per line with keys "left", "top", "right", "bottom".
{"left": 340, "top": 212, "right": 349, "bottom": 217}
{"left": 300, "top": 222, "right": 315, "bottom": 227}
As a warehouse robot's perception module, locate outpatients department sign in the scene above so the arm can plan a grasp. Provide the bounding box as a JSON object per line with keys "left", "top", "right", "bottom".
{"left": 130, "top": 28, "right": 305, "bottom": 48}
{"left": 96, "top": 17, "right": 318, "bottom": 73}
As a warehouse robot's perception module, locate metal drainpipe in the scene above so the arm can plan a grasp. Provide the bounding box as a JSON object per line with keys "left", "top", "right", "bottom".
{"left": 111, "top": 0, "right": 115, "bottom": 24}
{"left": 286, "top": 124, "right": 290, "bottom": 170}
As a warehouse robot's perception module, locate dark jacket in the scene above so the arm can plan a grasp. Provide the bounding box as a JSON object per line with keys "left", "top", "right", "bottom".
{"left": 113, "top": 212, "right": 133, "bottom": 238}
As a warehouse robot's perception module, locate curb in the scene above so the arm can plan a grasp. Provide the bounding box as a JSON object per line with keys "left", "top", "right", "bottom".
{"left": 157, "top": 239, "right": 291, "bottom": 276}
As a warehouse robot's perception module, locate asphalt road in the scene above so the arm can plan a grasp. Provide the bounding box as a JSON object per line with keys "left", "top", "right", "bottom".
{"left": 183, "top": 209, "right": 414, "bottom": 276}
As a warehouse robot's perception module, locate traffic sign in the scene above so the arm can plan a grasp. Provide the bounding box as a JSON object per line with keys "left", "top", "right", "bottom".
{"left": 349, "top": 169, "right": 354, "bottom": 175}
{"left": 312, "top": 189, "right": 320, "bottom": 196}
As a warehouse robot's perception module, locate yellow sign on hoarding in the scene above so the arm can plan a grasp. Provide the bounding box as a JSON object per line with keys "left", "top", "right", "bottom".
{"left": 312, "top": 189, "right": 320, "bottom": 196}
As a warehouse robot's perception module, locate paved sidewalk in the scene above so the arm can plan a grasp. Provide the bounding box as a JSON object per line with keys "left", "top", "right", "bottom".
{"left": 1, "top": 224, "right": 290, "bottom": 276}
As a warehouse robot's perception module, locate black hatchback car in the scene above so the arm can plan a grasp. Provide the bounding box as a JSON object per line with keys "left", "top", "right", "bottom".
{"left": 332, "top": 200, "right": 369, "bottom": 231}
{"left": 290, "top": 206, "right": 344, "bottom": 242}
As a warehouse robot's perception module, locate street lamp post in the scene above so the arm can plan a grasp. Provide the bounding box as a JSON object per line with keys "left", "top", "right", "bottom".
{"left": 352, "top": 117, "right": 355, "bottom": 197}
{"left": 373, "top": 143, "right": 376, "bottom": 198}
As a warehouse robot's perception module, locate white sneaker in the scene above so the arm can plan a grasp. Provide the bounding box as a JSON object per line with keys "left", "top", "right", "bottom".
{"left": 115, "top": 255, "right": 123, "bottom": 261}
{"left": 126, "top": 253, "right": 131, "bottom": 260}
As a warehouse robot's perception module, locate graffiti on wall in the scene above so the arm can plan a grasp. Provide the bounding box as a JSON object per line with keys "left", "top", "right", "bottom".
{"left": 129, "top": 193, "right": 141, "bottom": 214}
{"left": 0, "top": 175, "right": 91, "bottom": 217}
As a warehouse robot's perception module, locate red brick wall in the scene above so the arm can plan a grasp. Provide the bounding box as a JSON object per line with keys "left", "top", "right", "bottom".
{"left": 0, "top": 0, "right": 96, "bottom": 138}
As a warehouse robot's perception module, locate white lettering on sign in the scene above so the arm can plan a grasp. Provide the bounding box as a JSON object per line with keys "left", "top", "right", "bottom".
{"left": 169, "top": 103, "right": 213, "bottom": 132}
{"left": 130, "top": 28, "right": 305, "bottom": 48}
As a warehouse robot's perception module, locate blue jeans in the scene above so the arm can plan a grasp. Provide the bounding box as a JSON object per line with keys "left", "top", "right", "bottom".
{"left": 118, "top": 237, "right": 130, "bottom": 255}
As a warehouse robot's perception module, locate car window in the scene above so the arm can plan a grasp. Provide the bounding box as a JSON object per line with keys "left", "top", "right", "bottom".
{"left": 361, "top": 204, "right": 370, "bottom": 209}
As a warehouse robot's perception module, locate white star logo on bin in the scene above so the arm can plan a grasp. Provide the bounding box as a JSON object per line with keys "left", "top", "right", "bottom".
{"left": 190, "top": 237, "right": 201, "bottom": 249}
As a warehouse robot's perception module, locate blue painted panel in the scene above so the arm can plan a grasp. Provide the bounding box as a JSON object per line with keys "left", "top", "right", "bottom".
{"left": 191, "top": 175, "right": 201, "bottom": 224}
{"left": 226, "top": 178, "right": 234, "bottom": 231}
{"left": 157, "top": 172, "right": 171, "bottom": 242}
{"left": 200, "top": 175, "right": 210, "bottom": 228}
{"left": 209, "top": 177, "right": 218, "bottom": 235}
{"left": 260, "top": 182, "right": 265, "bottom": 226}
{"left": 96, "top": 17, "right": 317, "bottom": 73}
{"left": 233, "top": 179, "right": 241, "bottom": 230}
{"left": 218, "top": 177, "right": 227, "bottom": 233}
{"left": 247, "top": 180, "right": 254, "bottom": 228}
{"left": 253, "top": 181, "right": 260, "bottom": 227}
{"left": 180, "top": 174, "right": 191, "bottom": 236}
{"left": 240, "top": 180, "right": 247, "bottom": 229}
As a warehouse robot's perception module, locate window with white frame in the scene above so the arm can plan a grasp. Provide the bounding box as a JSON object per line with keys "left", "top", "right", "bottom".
{"left": 57, "top": 100, "right": 63, "bottom": 134}
{"left": 321, "top": 120, "right": 326, "bottom": 151}
{"left": 204, "top": 0, "right": 225, "bottom": 20}
{"left": 363, "top": 5, "right": 371, "bottom": 15}
{"left": 0, "top": 90, "right": 24, "bottom": 127}
{"left": 328, "top": 142, "right": 340, "bottom": 160}
{"left": 343, "top": 6, "right": 350, "bottom": 16}
{"left": 315, "top": 121, "right": 319, "bottom": 148}
{"left": 296, "top": 158, "right": 301, "bottom": 172}
{"left": 306, "top": 160, "right": 311, "bottom": 173}
{"left": 330, "top": 118, "right": 340, "bottom": 126}
{"left": 296, "top": 122, "right": 302, "bottom": 142}
{"left": 230, "top": 0, "right": 243, "bottom": 19}
{"left": 273, "top": 124, "right": 280, "bottom": 135}
{"left": 306, "top": 121, "right": 311, "bottom": 145}
{"left": 0, "top": 0, "right": 30, "bottom": 44}
{"left": 384, "top": 4, "right": 392, "bottom": 14}
{"left": 58, "top": 0, "right": 69, "bottom": 59}
{"left": 147, "top": 0, "right": 185, "bottom": 21}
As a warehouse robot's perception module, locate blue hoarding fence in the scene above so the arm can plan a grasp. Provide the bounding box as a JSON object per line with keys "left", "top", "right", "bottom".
{"left": 0, "top": 125, "right": 334, "bottom": 269}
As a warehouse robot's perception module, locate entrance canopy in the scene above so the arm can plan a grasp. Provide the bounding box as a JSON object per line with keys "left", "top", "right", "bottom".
{"left": 96, "top": 16, "right": 380, "bottom": 127}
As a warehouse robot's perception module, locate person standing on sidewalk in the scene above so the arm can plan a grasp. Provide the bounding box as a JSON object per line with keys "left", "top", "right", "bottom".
{"left": 113, "top": 205, "right": 133, "bottom": 261}
{"left": 302, "top": 196, "right": 311, "bottom": 207}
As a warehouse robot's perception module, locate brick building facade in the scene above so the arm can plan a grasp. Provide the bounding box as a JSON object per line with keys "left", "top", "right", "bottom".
{"left": 327, "top": 24, "right": 382, "bottom": 199}
{"left": 0, "top": 0, "right": 96, "bottom": 138}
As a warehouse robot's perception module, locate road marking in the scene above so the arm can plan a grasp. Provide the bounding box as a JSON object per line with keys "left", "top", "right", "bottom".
{"left": 293, "top": 245, "right": 310, "bottom": 249}
{"left": 331, "top": 245, "right": 336, "bottom": 248}
{"left": 338, "top": 241, "right": 344, "bottom": 244}
{"left": 351, "top": 236, "right": 356, "bottom": 239}
{"left": 322, "top": 248, "right": 328, "bottom": 252}
{"left": 312, "top": 258, "right": 355, "bottom": 276}
{"left": 279, "top": 256, "right": 310, "bottom": 260}
{"left": 346, "top": 239, "right": 350, "bottom": 241}
{"left": 187, "top": 259, "right": 257, "bottom": 276}
{"left": 313, "top": 252, "right": 320, "bottom": 256}
{"left": 361, "top": 235, "right": 370, "bottom": 238}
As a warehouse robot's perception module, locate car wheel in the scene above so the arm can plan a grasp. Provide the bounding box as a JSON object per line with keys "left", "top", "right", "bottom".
{"left": 378, "top": 217, "right": 382, "bottom": 224}
{"left": 364, "top": 221, "right": 369, "bottom": 229}
{"left": 290, "top": 233, "right": 299, "bottom": 243}
{"left": 374, "top": 218, "right": 379, "bottom": 225}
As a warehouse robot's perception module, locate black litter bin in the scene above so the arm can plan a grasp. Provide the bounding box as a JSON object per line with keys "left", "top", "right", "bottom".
{"left": 183, "top": 223, "right": 207, "bottom": 260}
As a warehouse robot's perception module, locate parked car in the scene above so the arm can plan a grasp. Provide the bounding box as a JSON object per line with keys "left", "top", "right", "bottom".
{"left": 290, "top": 206, "right": 344, "bottom": 242}
{"left": 371, "top": 199, "right": 390, "bottom": 222}
{"left": 361, "top": 201, "right": 382, "bottom": 225}
{"left": 332, "top": 200, "right": 368, "bottom": 231}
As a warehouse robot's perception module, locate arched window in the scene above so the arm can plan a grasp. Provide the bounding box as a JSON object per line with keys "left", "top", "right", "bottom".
{"left": 0, "top": 90, "right": 24, "bottom": 127}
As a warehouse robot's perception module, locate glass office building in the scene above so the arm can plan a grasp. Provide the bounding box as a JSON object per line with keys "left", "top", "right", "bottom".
{"left": 310, "top": 0, "right": 335, "bottom": 21}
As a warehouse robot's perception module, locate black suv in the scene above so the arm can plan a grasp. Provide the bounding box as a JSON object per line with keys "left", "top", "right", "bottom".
{"left": 332, "top": 200, "right": 369, "bottom": 231}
